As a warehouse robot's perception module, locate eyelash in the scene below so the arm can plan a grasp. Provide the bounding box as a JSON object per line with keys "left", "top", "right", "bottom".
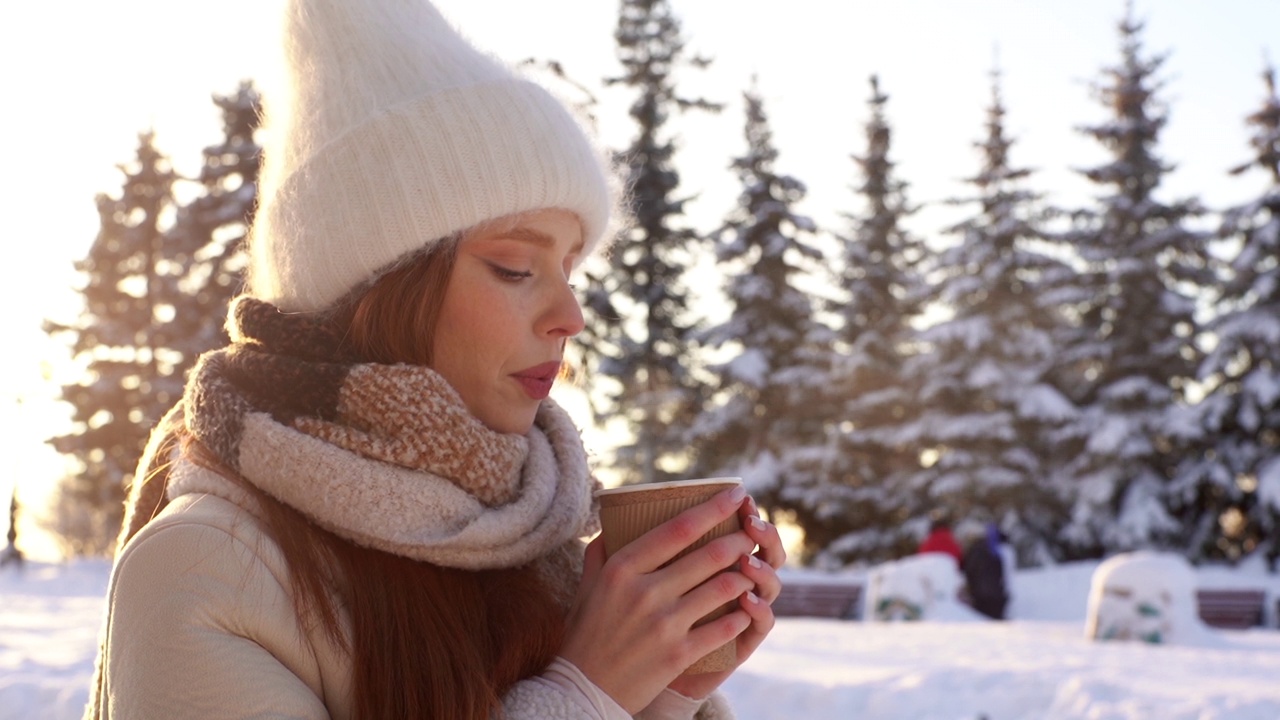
{"left": 484, "top": 261, "right": 579, "bottom": 292}
{"left": 487, "top": 262, "right": 533, "bottom": 282}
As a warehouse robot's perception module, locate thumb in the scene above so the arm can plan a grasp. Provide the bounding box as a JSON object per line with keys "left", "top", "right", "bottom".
{"left": 580, "top": 535, "right": 607, "bottom": 587}
{"left": 571, "top": 536, "right": 607, "bottom": 616}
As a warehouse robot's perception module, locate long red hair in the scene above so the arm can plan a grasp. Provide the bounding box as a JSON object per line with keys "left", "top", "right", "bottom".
{"left": 188, "top": 242, "right": 568, "bottom": 719}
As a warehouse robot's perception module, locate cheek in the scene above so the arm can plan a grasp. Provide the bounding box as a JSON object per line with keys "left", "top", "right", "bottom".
{"left": 434, "top": 288, "right": 512, "bottom": 375}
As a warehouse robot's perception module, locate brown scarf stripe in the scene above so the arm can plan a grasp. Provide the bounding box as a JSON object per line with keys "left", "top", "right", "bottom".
{"left": 230, "top": 295, "right": 356, "bottom": 362}
{"left": 184, "top": 298, "right": 357, "bottom": 475}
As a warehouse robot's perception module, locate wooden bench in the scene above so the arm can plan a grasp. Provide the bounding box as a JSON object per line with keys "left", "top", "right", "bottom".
{"left": 1196, "top": 589, "right": 1266, "bottom": 629}
{"left": 772, "top": 581, "right": 863, "bottom": 620}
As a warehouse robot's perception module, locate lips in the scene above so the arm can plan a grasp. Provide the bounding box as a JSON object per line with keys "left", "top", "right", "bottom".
{"left": 511, "top": 361, "right": 561, "bottom": 400}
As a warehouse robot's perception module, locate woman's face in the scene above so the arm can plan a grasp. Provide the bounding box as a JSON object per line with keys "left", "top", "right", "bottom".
{"left": 432, "top": 208, "right": 586, "bottom": 434}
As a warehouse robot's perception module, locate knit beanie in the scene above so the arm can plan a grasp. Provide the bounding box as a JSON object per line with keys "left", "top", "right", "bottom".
{"left": 249, "top": 0, "right": 617, "bottom": 312}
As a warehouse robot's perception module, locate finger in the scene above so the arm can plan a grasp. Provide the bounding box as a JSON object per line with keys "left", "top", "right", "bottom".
{"left": 673, "top": 569, "right": 754, "bottom": 629}
{"left": 739, "top": 552, "right": 782, "bottom": 604}
{"left": 731, "top": 589, "right": 777, "bottom": 662}
{"left": 659, "top": 530, "right": 757, "bottom": 598}
{"left": 581, "top": 535, "right": 606, "bottom": 585}
{"left": 569, "top": 536, "right": 607, "bottom": 616}
{"left": 683, "top": 606, "right": 752, "bottom": 669}
{"left": 743, "top": 511, "right": 787, "bottom": 570}
{"left": 613, "top": 485, "right": 747, "bottom": 574}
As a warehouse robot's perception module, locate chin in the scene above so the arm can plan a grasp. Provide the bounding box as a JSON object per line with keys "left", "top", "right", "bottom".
{"left": 482, "top": 411, "right": 537, "bottom": 436}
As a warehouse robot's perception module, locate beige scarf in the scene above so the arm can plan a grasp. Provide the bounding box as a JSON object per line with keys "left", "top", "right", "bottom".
{"left": 120, "top": 295, "right": 600, "bottom": 567}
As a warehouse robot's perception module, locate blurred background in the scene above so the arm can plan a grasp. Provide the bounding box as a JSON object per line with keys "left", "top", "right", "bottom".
{"left": 0, "top": 0, "right": 1276, "bottom": 571}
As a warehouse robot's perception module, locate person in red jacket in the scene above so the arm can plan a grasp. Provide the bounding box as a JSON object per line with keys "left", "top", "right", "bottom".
{"left": 918, "top": 517, "right": 963, "bottom": 565}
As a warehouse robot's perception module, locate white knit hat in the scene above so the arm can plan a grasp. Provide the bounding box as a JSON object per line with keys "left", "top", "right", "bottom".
{"left": 248, "top": 0, "right": 616, "bottom": 312}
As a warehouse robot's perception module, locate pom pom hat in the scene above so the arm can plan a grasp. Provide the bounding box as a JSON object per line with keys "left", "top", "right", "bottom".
{"left": 249, "top": 0, "right": 616, "bottom": 312}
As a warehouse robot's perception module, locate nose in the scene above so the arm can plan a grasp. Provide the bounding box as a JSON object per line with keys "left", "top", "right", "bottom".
{"left": 539, "top": 279, "right": 585, "bottom": 339}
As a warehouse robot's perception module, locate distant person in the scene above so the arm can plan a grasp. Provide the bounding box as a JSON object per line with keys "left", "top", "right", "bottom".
{"left": 918, "top": 517, "right": 963, "bottom": 565}
{"left": 962, "top": 523, "right": 1010, "bottom": 620}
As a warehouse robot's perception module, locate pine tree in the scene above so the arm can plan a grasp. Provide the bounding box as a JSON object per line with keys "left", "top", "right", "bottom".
{"left": 587, "top": 0, "right": 719, "bottom": 485}
{"left": 1052, "top": 8, "right": 1210, "bottom": 557}
{"left": 689, "top": 82, "right": 830, "bottom": 513}
{"left": 46, "top": 132, "right": 177, "bottom": 555}
{"left": 806, "top": 76, "right": 929, "bottom": 566}
{"left": 900, "top": 70, "right": 1076, "bottom": 565}
{"left": 45, "top": 84, "right": 262, "bottom": 555}
{"left": 160, "top": 82, "right": 261, "bottom": 364}
{"left": 1177, "top": 65, "right": 1280, "bottom": 564}
{"left": 1, "top": 486, "right": 21, "bottom": 567}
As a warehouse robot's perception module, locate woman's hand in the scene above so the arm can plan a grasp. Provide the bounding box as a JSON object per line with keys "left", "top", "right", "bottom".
{"left": 666, "top": 495, "right": 786, "bottom": 701}
{"left": 559, "top": 485, "right": 762, "bottom": 713}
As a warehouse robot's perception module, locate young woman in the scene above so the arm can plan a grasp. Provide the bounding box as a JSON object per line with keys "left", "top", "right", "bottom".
{"left": 84, "top": 1, "right": 784, "bottom": 718}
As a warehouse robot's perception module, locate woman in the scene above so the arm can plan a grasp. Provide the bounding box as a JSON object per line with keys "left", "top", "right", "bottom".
{"left": 84, "top": 0, "right": 784, "bottom": 718}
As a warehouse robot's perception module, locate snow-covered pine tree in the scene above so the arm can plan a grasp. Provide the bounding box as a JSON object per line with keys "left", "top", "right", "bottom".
{"left": 46, "top": 132, "right": 176, "bottom": 555}
{"left": 901, "top": 70, "right": 1077, "bottom": 565}
{"left": 810, "top": 76, "right": 929, "bottom": 566}
{"left": 46, "top": 85, "right": 262, "bottom": 555}
{"left": 1051, "top": 9, "right": 1211, "bottom": 558}
{"left": 158, "top": 82, "right": 261, "bottom": 383}
{"left": 1175, "top": 65, "right": 1280, "bottom": 564}
{"left": 689, "top": 82, "right": 831, "bottom": 521}
{"left": 589, "top": 0, "right": 719, "bottom": 485}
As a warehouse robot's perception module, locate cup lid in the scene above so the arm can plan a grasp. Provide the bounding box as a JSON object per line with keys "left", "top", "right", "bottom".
{"left": 593, "top": 477, "right": 742, "bottom": 498}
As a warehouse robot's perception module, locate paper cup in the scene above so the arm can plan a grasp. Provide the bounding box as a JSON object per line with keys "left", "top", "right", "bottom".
{"left": 594, "top": 477, "right": 743, "bottom": 674}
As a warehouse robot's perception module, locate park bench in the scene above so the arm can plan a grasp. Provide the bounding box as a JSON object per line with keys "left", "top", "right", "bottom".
{"left": 772, "top": 581, "right": 863, "bottom": 620}
{"left": 1195, "top": 588, "right": 1267, "bottom": 629}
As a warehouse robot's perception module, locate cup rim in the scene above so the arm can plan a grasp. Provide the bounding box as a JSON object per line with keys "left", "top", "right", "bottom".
{"left": 593, "top": 477, "right": 742, "bottom": 498}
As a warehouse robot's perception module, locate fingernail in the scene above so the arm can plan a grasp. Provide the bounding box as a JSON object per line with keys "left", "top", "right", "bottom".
{"left": 748, "top": 554, "right": 763, "bottom": 569}
{"left": 728, "top": 485, "right": 746, "bottom": 504}
{"left": 747, "top": 591, "right": 760, "bottom": 604}
{"left": 749, "top": 516, "right": 767, "bottom": 532}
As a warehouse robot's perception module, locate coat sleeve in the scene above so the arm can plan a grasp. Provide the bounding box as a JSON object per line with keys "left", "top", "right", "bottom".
{"left": 100, "top": 511, "right": 334, "bottom": 719}
{"left": 502, "top": 660, "right": 736, "bottom": 720}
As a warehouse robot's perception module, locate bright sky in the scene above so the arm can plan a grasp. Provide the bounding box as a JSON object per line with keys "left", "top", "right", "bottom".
{"left": 2, "top": 0, "right": 1276, "bottom": 558}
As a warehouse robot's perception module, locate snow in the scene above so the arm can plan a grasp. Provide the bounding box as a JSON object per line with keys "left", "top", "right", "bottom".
{"left": 6, "top": 558, "right": 1280, "bottom": 719}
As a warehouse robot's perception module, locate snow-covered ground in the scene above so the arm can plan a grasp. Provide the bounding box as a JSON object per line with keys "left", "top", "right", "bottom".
{"left": 4, "top": 556, "right": 1280, "bottom": 720}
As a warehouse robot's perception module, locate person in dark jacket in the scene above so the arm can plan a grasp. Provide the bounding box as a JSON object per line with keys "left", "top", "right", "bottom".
{"left": 961, "top": 523, "right": 1010, "bottom": 620}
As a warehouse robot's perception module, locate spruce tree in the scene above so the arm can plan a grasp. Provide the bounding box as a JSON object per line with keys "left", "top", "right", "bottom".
{"left": 587, "top": 0, "right": 719, "bottom": 485}
{"left": 46, "top": 132, "right": 177, "bottom": 555}
{"left": 807, "top": 76, "right": 929, "bottom": 566}
{"left": 689, "top": 83, "right": 831, "bottom": 514}
{"left": 161, "top": 82, "right": 261, "bottom": 363}
{"left": 900, "top": 71, "right": 1076, "bottom": 564}
{"left": 1177, "top": 65, "right": 1280, "bottom": 563}
{"left": 1052, "top": 9, "right": 1210, "bottom": 557}
{"left": 45, "top": 85, "right": 261, "bottom": 555}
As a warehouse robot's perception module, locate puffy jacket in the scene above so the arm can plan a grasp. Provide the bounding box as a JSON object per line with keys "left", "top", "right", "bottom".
{"left": 95, "top": 482, "right": 733, "bottom": 719}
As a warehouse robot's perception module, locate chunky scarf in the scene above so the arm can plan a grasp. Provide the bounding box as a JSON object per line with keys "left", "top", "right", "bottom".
{"left": 120, "top": 295, "right": 599, "bottom": 569}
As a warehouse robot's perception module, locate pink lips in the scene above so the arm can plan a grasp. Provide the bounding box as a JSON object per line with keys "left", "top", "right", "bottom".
{"left": 511, "top": 361, "right": 561, "bottom": 400}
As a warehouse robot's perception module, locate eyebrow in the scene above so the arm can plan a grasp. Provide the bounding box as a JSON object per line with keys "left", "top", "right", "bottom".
{"left": 485, "top": 226, "right": 585, "bottom": 255}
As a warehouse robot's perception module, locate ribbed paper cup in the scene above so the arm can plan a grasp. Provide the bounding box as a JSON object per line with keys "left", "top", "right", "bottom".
{"left": 594, "top": 477, "right": 743, "bottom": 674}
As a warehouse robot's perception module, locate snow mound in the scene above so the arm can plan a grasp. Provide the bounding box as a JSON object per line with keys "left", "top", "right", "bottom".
{"left": 1084, "top": 551, "right": 1218, "bottom": 646}
{"left": 864, "top": 553, "right": 986, "bottom": 622}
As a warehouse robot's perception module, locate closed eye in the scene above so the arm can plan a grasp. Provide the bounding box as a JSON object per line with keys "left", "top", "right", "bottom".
{"left": 486, "top": 262, "right": 533, "bottom": 282}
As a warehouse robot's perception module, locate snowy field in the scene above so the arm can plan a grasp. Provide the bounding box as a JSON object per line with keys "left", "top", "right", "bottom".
{"left": 4, "top": 557, "right": 1280, "bottom": 720}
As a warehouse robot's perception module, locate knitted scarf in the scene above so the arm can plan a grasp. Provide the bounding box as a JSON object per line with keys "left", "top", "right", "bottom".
{"left": 118, "top": 294, "right": 599, "bottom": 569}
